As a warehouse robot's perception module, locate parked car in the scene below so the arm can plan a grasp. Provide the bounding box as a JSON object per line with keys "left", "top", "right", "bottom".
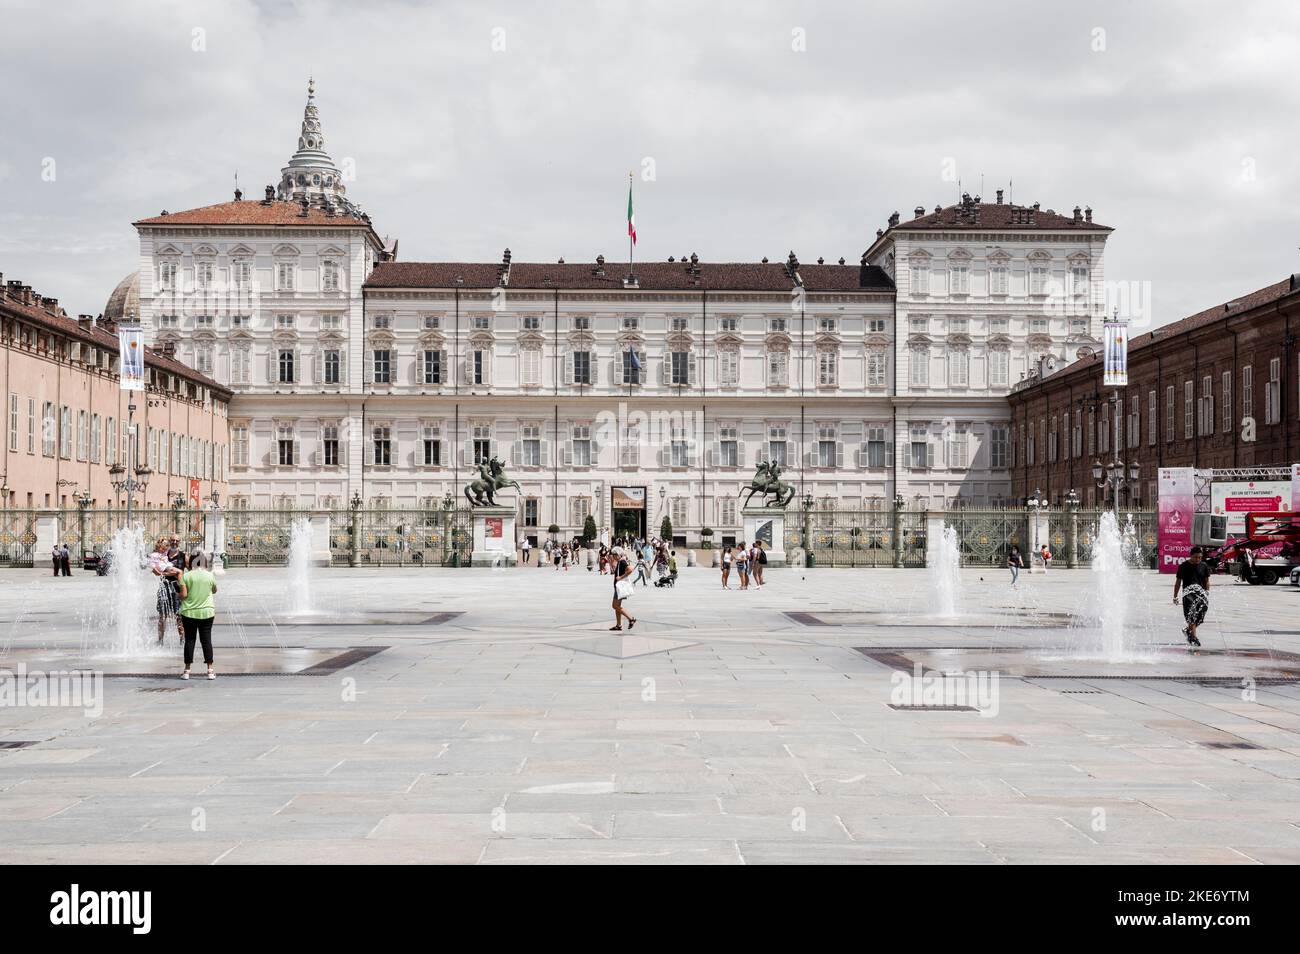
{"left": 1291, "top": 565, "right": 1299, "bottom": 587}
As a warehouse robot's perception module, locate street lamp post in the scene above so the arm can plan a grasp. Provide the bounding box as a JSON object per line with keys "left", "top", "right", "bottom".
{"left": 349, "top": 490, "right": 364, "bottom": 568}
{"left": 658, "top": 485, "right": 667, "bottom": 539}
{"left": 1026, "top": 487, "right": 1047, "bottom": 571}
{"left": 802, "top": 492, "right": 815, "bottom": 569}
{"left": 76, "top": 488, "right": 92, "bottom": 569}
{"left": 1092, "top": 456, "right": 1141, "bottom": 512}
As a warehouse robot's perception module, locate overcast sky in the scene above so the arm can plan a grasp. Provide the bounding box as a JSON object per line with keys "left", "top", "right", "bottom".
{"left": 2, "top": 0, "right": 1298, "bottom": 327}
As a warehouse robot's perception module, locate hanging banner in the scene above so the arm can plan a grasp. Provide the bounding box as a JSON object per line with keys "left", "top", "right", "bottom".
{"left": 1102, "top": 318, "right": 1128, "bottom": 387}
{"left": 1157, "top": 467, "right": 1194, "bottom": 573}
{"left": 1210, "top": 480, "right": 1292, "bottom": 536}
{"left": 118, "top": 327, "right": 145, "bottom": 391}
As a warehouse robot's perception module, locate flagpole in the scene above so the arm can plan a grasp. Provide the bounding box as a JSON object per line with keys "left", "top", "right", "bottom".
{"left": 628, "top": 170, "right": 634, "bottom": 283}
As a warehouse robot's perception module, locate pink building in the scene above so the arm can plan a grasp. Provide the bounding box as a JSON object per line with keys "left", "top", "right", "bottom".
{"left": 0, "top": 273, "right": 232, "bottom": 510}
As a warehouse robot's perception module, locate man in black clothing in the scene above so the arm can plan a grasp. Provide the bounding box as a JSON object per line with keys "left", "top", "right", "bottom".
{"left": 1172, "top": 546, "right": 1211, "bottom": 648}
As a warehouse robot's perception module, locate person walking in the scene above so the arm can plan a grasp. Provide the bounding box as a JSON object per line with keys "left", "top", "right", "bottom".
{"left": 176, "top": 550, "right": 218, "bottom": 680}
{"left": 721, "top": 545, "right": 733, "bottom": 589}
{"left": 634, "top": 550, "right": 650, "bottom": 586}
{"left": 1039, "top": 543, "right": 1052, "bottom": 573}
{"left": 520, "top": 536, "right": 531, "bottom": 565}
{"left": 1007, "top": 545, "right": 1023, "bottom": 588}
{"left": 1172, "top": 545, "right": 1211, "bottom": 648}
{"left": 610, "top": 547, "right": 637, "bottom": 631}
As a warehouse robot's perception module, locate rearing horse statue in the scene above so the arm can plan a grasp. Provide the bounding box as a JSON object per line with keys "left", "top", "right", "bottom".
{"left": 464, "top": 456, "right": 521, "bottom": 507}
{"left": 739, "top": 460, "right": 796, "bottom": 509}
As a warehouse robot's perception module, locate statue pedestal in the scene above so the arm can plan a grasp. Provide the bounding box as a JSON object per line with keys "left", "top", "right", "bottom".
{"left": 471, "top": 506, "right": 517, "bottom": 567}
{"left": 742, "top": 507, "right": 786, "bottom": 567}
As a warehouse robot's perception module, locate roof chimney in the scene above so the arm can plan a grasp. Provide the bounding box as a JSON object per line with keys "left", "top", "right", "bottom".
{"left": 299, "top": 196, "right": 310, "bottom": 217}
{"left": 234, "top": 187, "right": 243, "bottom": 201}
{"left": 263, "top": 185, "right": 274, "bottom": 205}
{"left": 996, "top": 189, "right": 1004, "bottom": 204}
{"left": 934, "top": 204, "right": 942, "bottom": 214}
{"left": 888, "top": 211, "right": 900, "bottom": 228}
{"left": 914, "top": 206, "right": 925, "bottom": 218}
{"left": 1072, "top": 206, "right": 1082, "bottom": 223}
{"left": 77, "top": 314, "right": 93, "bottom": 332}
{"left": 1084, "top": 206, "right": 1092, "bottom": 223}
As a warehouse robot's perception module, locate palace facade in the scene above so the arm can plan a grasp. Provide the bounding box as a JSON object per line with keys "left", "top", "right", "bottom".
{"left": 126, "top": 80, "right": 1113, "bottom": 542}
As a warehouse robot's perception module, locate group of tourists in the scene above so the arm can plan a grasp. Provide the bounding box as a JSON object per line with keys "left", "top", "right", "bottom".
{"left": 148, "top": 535, "right": 219, "bottom": 680}
{"left": 719, "top": 541, "right": 767, "bottom": 589}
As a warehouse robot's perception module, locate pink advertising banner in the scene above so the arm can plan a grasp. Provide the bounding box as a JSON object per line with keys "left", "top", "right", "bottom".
{"left": 1157, "top": 467, "right": 1195, "bottom": 573}
{"left": 1294, "top": 464, "right": 1300, "bottom": 511}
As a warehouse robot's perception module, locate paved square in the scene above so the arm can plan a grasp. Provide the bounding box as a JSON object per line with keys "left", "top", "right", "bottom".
{"left": 2, "top": 564, "right": 1298, "bottom": 865}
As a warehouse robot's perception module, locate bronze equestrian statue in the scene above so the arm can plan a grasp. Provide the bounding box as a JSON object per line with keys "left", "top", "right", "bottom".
{"left": 464, "top": 456, "right": 521, "bottom": 507}
{"left": 739, "top": 460, "right": 796, "bottom": 509}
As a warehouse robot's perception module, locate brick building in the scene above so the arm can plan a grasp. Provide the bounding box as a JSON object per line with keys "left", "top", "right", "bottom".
{"left": 1008, "top": 274, "right": 1300, "bottom": 507}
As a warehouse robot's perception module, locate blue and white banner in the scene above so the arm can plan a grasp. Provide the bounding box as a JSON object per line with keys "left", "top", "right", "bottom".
{"left": 118, "top": 327, "right": 145, "bottom": 391}
{"left": 1102, "top": 319, "right": 1128, "bottom": 387}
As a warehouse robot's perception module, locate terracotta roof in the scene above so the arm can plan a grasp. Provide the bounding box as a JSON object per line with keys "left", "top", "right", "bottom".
{"left": 134, "top": 198, "right": 375, "bottom": 230}
{"left": 0, "top": 288, "right": 233, "bottom": 399}
{"left": 1035, "top": 275, "right": 1300, "bottom": 387}
{"left": 366, "top": 260, "right": 894, "bottom": 293}
{"left": 896, "top": 201, "right": 1111, "bottom": 232}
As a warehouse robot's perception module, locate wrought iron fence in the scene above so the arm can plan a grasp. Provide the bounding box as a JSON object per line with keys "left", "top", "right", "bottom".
{"left": 783, "top": 506, "right": 927, "bottom": 567}
{"left": 946, "top": 509, "right": 1031, "bottom": 567}
{"left": 329, "top": 507, "right": 473, "bottom": 567}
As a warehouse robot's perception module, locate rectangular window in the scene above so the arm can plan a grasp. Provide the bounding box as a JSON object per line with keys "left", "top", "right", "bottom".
{"left": 1184, "top": 379, "right": 1194, "bottom": 439}
{"left": 59, "top": 406, "right": 71, "bottom": 459}
{"left": 196, "top": 261, "right": 213, "bottom": 288}
{"left": 232, "top": 425, "right": 249, "bottom": 467}
{"left": 278, "top": 349, "right": 296, "bottom": 384}
{"left": 670, "top": 351, "right": 690, "bottom": 386}
{"left": 767, "top": 425, "right": 787, "bottom": 467}
{"left": 1148, "top": 390, "right": 1157, "bottom": 445}
{"left": 990, "top": 424, "right": 1009, "bottom": 469}
{"left": 372, "top": 425, "right": 392, "bottom": 466}
{"left": 572, "top": 350, "right": 591, "bottom": 385}
{"left": 719, "top": 350, "right": 740, "bottom": 387}
{"left": 910, "top": 350, "right": 929, "bottom": 387}
{"left": 1165, "top": 385, "right": 1175, "bottom": 443}
{"left": 817, "top": 424, "right": 837, "bottom": 468}
{"left": 910, "top": 264, "right": 929, "bottom": 295}
{"left": 767, "top": 351, "right": 788, "bottom": 387}
{"left": 948, "top": 350, "right": 968, "bottom": 386}
{"left": 276, "top": 263, "right": 294, "bottom": 291}
{"left": 231, "top": 348, "right": 250, "bottom": 385}
{"left": 1200, "top": 375, "right": 1215, "bottom": 436}
{"left": 910, "top": 426, "right": 932, "bottom": 469}
{"left": 519, "top": 423, "right": 540, "bottom": 467}
{"left": 28, "top": 398, "right": 36, "bottom": 454}
{"left": 622, "top": 350, "right": 645, "bottom": 385}
{"left": 232, "top": 260, "right": 251, "bottom": 286}
{"left": 990, "top": 264, "right": 1008, "bottom": 295}
{"left": 1242, "top": 365, "right": 1252, "bottom": 420}
{"left": 520, "top": 348, "right": 541, "bottom": 387}
{"left": 1266, "top": 357, "right": 1281, "bottom": 425}
{"left": 321, "top": 261, "right": 340, "bottom": 292}
{"left": 472, "top": 350, "right": 487, "bottom": 385}
{"left": 989, "top": 349, "right": 1009, "bottom": 387}
{"left": 718, "top": 425, "right": 738, "bottom": 468}
{"left": 324, "top": 349, "right": 341, "bottom": 385}
{"left": 322, "top": 424, "right": 339, "bottom": 467}
{"left": 866, "top": 425, "right": 890, "bottom": 468}
{"left": 423, "top": 349, "right": 443, "bottom": 385}
{"left": 6, "top": 393, "right": 15, "bottom": 452}
{"left": 571, "top": 424, "right": 591, "bottom": 467}
{"left": 373, "top": 349, "right": 392, "bottom": 384}
{"left": 1030, "top": 265, "right": 1048, "bottom": 295}
{"left": 818, "top": 351, "right": 837, "bottom": 386}
{"left": 472, "top": 424, "right": 491, "bottom": 465}
{"left": 867, "top": 350, "right": 886, "bottom": 387}
{"left": 949, "top": 265, "right": 968, "bottom": 294}
{"left": 422, "top": 425, "right": 441, "bottom": 466}
{"left": 1070, "top": 265, "right": 1089, "bottom": 297}
{"left": 106, "top": 417, "right": 116, "bottom": 466}
{"left": 277, "top": 425, "right": 295, "bottom": 466}
{"left": 867, "top": 318, "right": 887, "bottom": 333}
{"left": 949, "top": 426, "right": 968, "bottom": 469}
{"left": 1222, "top": 370, "right": 1232, "bottom": 433}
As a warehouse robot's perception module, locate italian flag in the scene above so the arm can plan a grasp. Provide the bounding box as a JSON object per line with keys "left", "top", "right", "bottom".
{"left": 627, "top": 182, "right": 637, "bottom": 245}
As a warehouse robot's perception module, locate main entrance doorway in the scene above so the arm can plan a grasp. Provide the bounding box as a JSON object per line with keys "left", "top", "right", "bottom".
{"left": 612, "top": 486, "right": 647, "bottom": 539}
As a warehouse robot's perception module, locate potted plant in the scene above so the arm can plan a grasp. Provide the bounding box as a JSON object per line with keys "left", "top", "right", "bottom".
{"left": 582, "top": 515, "right": 598, "bottom": 546}
{"left": 660, "top": 516, "right": 672, "bottom": 541}
{"left": 699, "top": 527, "right": 714, "bottom": 549}
{"left": 547, "top": 523, "right": 560, "bottom": 542}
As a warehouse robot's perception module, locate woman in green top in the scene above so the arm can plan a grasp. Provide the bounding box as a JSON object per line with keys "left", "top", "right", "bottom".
{"left": 175, "top": 550, "right": 218, "bottom": 681}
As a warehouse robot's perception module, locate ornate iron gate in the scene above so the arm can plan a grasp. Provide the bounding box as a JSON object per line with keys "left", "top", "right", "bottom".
{"left": 223, "top": 508, "right": 309, "bottom": 566}
{"left": 0, "top": 510, "right": 38, "bottom": 567}
{"left": 783, "top": 506, "right": 927, "bottom": 567}
{"left": 946, "top": 509, "right": 1030, "bottom": 567}
{"left": 330, "top": 507, "right": 473, "bottom": 567}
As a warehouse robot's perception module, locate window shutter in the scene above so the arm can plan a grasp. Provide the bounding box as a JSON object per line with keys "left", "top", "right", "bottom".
{"left": 711, "top": 441, "right": 720, "bottom": 467}
{"left": 483, "top": 351, "right": 492, "bottom": 386}
{"left": 688, "top": 352, "right": 697, "bottom": 385}
{"left": 364, "top": 436, "right": 373, "bottom": 466}
{"left": 539, "top": 439, "right": 549, "bottom": 466}
{"left": 660, "top": 354, "right": 670, "bottom": 385}
{"left": 293, "top": 436, "right": 301, "bottom": 466}
{"left": 365, "top": 349, "right": 374, "bottom": 383}
{"left": 489, "top": 438, "right": 498, "bottom": 461}
{"left": 926, "top": 442, "right": 935, "bottom": 469}
{"left": 589, "top": 351, "right": 598, "bottom": 385}
{"left": 759, "top": 443, "right": 770, "bottom": 463}
{"left": 836, "top": 443, "right": 844, "bottom": 469}
{"left": 267, "top": 349, "right": 276, "bottom": 381}
{"left": 293, "top": 347, "right": 302, "bottom": 384}
{"left": 566, "top": 351, "right": 574, "bottom": 384}
{"left": 562, "top": 441, "right": 573, "bottom": 466}
{"left": 511, "top": 441, "right": 521, "bottom": 467}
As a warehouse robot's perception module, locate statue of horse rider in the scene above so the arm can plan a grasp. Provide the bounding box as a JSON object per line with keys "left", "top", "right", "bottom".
{"left": 739, "top": 460, "right": 796, "bottom": 509}
{"left": 464, "top": 456, "right": 522, "bottom": 507}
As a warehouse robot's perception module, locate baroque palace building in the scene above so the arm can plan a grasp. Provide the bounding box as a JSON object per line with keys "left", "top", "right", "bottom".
{"left": 125, "top": 80, "right": 1112, "bottom": 542}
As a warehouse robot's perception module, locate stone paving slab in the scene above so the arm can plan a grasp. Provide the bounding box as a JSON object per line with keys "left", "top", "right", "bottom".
{"left": 2, "top": 565, "right": 1300, "bottom": 864}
